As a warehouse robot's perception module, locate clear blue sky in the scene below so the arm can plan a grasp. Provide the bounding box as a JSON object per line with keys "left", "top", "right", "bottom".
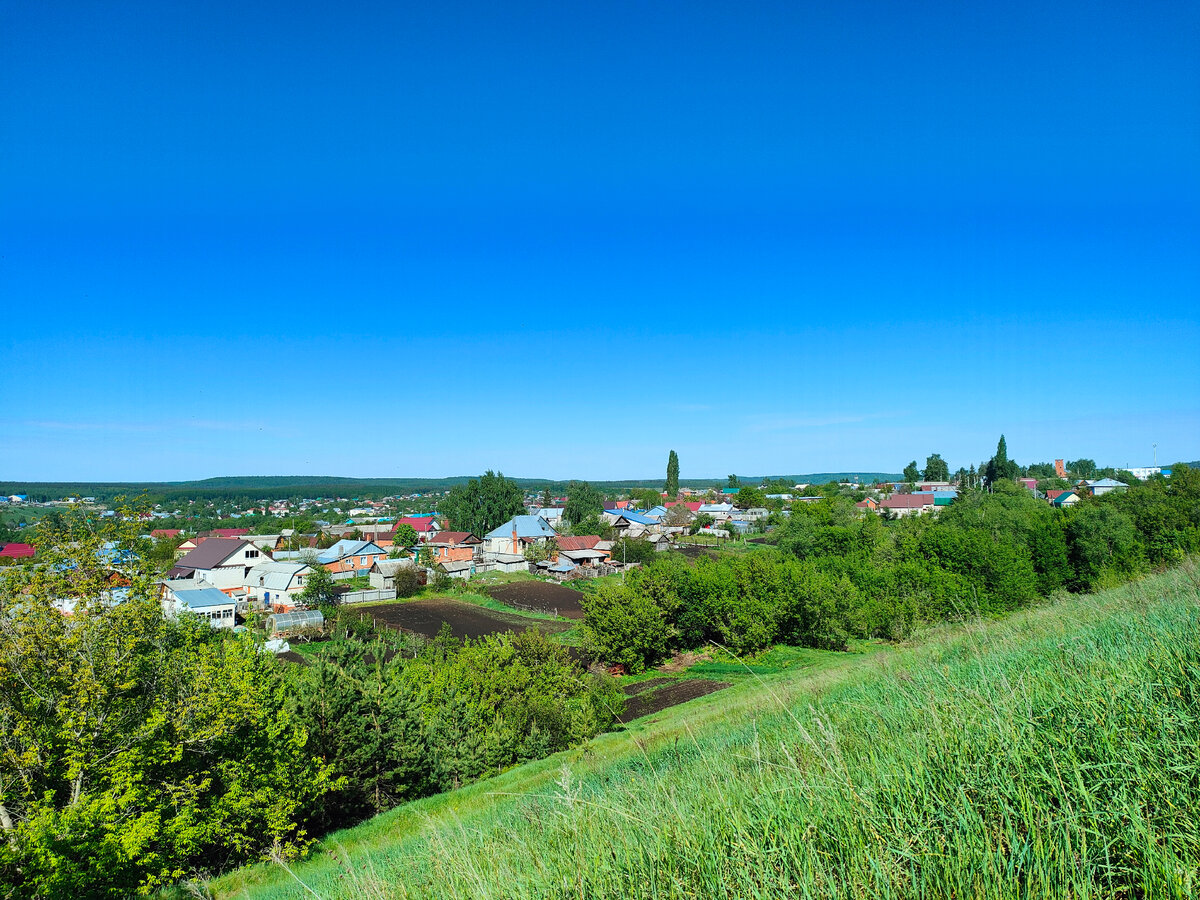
{"left": 2, "top": 0, "right": 1197, "bottom": 481}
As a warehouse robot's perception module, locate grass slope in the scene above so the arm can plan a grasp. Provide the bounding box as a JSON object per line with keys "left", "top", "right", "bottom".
{"left": 208, "top": 562, "right": 1200, "bottom": 900}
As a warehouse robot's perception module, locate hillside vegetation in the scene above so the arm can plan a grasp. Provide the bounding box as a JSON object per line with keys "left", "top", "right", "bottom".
{"left": 211, "top": 561, "right": 1200, "bottom": 900}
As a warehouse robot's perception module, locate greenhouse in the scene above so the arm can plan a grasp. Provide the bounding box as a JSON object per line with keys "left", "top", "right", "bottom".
{"left": 265, "top": 609, "right": 324, "bottom": 635}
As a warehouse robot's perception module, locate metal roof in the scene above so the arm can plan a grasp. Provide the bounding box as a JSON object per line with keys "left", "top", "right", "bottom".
{"left": 485, "top": 515, "right": 557, "bottom": 539}
{"left": 170, "top": 586, "right": 236, "bottom": 609}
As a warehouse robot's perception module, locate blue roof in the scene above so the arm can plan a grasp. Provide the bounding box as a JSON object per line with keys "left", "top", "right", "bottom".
{"left": 318, "top": 539, "right": 384, "bottom": 563}
{"left": 612, "top": 510, "right": 658, "bottom": 525}
{"left": 485, "top": 515, "right": 557, "bottom": 539}
{"left": 1086, "top": 478, "right": 1128, "bottom": 488}
{"left": 174, "top": 587, "right": 235, "bottom": 609}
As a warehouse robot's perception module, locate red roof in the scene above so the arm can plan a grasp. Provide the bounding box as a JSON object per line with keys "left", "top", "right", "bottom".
{"left": 151, "top": 529, "right": 181, "bottom": 539}
{"left": 855, "top": 499, "right": 877, "bottom": 508}
{"left": 393, "top": 517, "right": 438, "bottom": 533}
{"left": 429, "top": 531, "right": 481, "bottom": 545}
{"left": 0, "top": 543, "right": 35, "bottom": 559}
{"left": 209, "top": 528, "right": 249, "bottom": 538}
{"left": 1045, "top": 489, "right": 1070, "bottom": 500}
{"left": 881, "top": 494, "right": 934, "bottom": 509}
{"left": 666, "top": 501, "right": 702, "bottom": 512}
{"left": 556, "top": 535, "right": 601, "bottom": 551}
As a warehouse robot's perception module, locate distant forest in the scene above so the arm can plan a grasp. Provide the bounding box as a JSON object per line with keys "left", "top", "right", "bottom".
{"left": 0, "top": 472, "right": 904, "bottom": 504}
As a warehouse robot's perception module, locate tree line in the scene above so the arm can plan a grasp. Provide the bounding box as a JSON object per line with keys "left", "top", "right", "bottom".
{"left": 582, "top": 465, "right": 1200, "bottom": 671}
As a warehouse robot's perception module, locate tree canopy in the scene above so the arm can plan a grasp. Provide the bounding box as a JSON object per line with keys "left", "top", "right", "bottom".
{"left": 923, "top": 453, "right": 950, "bottom": 482}
{"left": 665, "top": 450, "right": 680, "bottom": 498}
{"left": 564, "top": 481, "right": 603, "bottom": 526}
{"left": 441, "top": 470, "right": 524, "bottom": 536}
{"left": 902, "top": 460, "right": 921, "bottom": 483}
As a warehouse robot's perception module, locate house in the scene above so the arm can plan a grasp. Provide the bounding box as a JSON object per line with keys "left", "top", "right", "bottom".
{"left": 1019, "top": 478, "right": 1037, "bottom": 492}
{"left": 391, "top": 516, "right": 441, "bottom": 543}
{"left": 484, "top": 515, "right": 557, "bottom": 557}
{"left": 160, "top": 582, "right": 238, "bottom": 630}
{"left": 1083, "top": 478, "right": 1128, "bottom": 496}
{"left": 855, "top": 498, "right": 878, "bottom": 511}
{"left": 602, "top": 509, "right": 662, "bottom": 535}
{"left": 646, "top": 533, "right": 674, "bottom": 552}
{"left": 666, "top": 501, "right": 703, "bottom": 513}
{"left": 167, "top": 539, "right": 270, "bottom": 593}
{"left": 426, "top": 531, "right": 482, "bottom": 564}
{"left": 1050, "top": 490, "right": 1081, "bottom": 508}
{"left": 555, "top": 535, "right": 610, "bottom": 567}
{"left": 369, "top": 557, "right": 421, "bottom": 591}
{"left": 879, "top": 494, "right": 936, "bottom": 517}
{"left": 243, "top": 534, "right": 283, "bottom": 552}
{"left": 151, "top": 528, "right": 181, "bottom": 540}
{"left": 244, "top": 561, "right": 313, "bottom": 611}
{"left": 0, "top": 542, "right": 35, "bottom": 560}
{"left": 317, "top": 539, "right": 387, "bottom": 576}
{"left": 207, "top": 528, "right": 250, "bottom": 539}
{"left": 696, "top": 503, "right": 734, "bottom": 520}
{"left": 174, "top": 536, "right": 207, "bottom": 558}
{"left": 529, "top": 507, "right": 566, "bottom": 527}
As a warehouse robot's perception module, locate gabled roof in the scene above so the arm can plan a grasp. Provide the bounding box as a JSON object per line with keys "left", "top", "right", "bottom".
{"left": 318, "top": 540, "right": 385, "bottom": 563}
{"left": 609, "top": 510, "right": 658, "bottom": 526}
{"left": 556, "top": 535, "right": 601, "bottom": 551}
{"left": 209, "top": 528, "right": 249, "bottom": 538}
{"left": 429, "top": 531, "right": 481, "bottom": 545}
{"left": 697, "top": 503, "right": 733, "bottom": 513}
{"left": 485, "top": 515, "right": 557, "bottom": 540}
{"left": 392, "top": 516, "right": 439, "bottom": 533}
{"left": 0, "top": 543, "right": 35, "bottom": 558}
{"left": 172, "top": 538, "right": 256, "bottom": 572}
{"left": 666, "top": 501, "right": 703, "bottom": 512}
{"left": 881, "top": 494, "right": 935, "bottom": 509}
{"left": 1085, "top": 478, "right": 1128, "bottom": 488}
{"left": 151, "top": 529, "right": 181, "bottom": 539}
{"left": 247, "top": 561, "right": 311, "bottom": 591}
{"left": 1045, "top": 489, "right": 1070, "bottom": 500}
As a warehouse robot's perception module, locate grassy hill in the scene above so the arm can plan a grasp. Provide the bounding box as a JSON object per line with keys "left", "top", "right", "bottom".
{"left": 205, "top": 562, "right": 1200, "bottom": 900}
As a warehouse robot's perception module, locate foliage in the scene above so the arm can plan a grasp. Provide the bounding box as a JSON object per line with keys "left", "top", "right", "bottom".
{"left": 579, "top": 468, "right": 1200, "bottom": 669}
{"left": 563, "top": 481, "right": 602, "bottom": 526}
{"left": 902, "top": 460, "right": 921, "bottom": 483}
{"left": 608, "top": 537, "right": 660, "bottom": 566}
{"left": 922, "top": 452, "right": 950, "bottom": 482}
{"left": 392, "top": 564, "right": 424, "bottom": 598}
{"left": 299, "top": 563, "right": 339, "bottom": 612}
{"left": 1068, "top": 458, "right": 1098, "bottom": 479}
{"left": 230, "top": 568, "right": 1200, "bottom": 900}
{"left": 392, "top": 523, "right": 418, "bottom": 549}
{"left": 440, "top": 471, "right": 523, "bottom": 537}
{"left": 0, "top": 508, "right": 333, "bottom": 897}
{"left": 628, "top": 488, "right": 662, "bottom": 511}
{"left": 580, "top": 583, "right": 670, "bottom": 673}
{"left": 985, "top": 434, "right": 1020, "bottom": 484}
{"left": 569, "top": 514, "right": 613, "bottom": 540}
{"left": 665, "top": 450, "right": 679, "bottom": 498}
{"left": 732, "top": 485, "right": 765, "bottom": 509}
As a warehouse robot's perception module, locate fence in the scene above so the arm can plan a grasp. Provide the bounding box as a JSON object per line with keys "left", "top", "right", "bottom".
{"left": 339, "top": 588, "right": 395, "bottom": 605}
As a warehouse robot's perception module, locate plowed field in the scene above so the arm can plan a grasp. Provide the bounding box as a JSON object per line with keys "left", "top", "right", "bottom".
{"left": 487, "top": 581, "right": 585, "bottom": 618}
{"left": 357, "top": 599, "right": 574, "bottom": 641}
{"left": 617, "top": 679, "right": 730, "bottom": 723}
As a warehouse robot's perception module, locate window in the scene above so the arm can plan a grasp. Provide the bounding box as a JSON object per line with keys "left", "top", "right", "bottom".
{"left": 246, "top": 549, "right": 259, "bottom": 559}
{"left": 360, "top": 556, "right": 367, "bottom": 565}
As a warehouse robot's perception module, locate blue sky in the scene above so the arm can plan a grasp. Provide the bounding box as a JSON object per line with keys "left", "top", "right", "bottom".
{"left": 2, "top": 0, "right": 1197, "bottom": 481}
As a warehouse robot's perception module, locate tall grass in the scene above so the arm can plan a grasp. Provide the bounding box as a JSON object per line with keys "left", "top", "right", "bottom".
{"left": 214, "top": 562, "right": 1200, "bottom": 900}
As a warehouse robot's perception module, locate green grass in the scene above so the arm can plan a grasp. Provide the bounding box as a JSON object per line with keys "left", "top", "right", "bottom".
{"left": 205, "top": 561, "right": 1200, "bottom": 900}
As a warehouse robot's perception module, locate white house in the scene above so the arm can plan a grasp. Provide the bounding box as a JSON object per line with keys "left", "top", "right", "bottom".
{"left": 484, "top": 515, "right": 557, "bottom": 557}
{"left": 244, "top": 561, "right": 312, "bottom": 610}
{"left": 167, "top": 538, "right": 270, "bottom": 594}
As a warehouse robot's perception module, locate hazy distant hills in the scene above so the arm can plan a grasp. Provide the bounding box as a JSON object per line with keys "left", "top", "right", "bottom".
{"left": 0, "top": 472, "right": 905, "bottom": 503}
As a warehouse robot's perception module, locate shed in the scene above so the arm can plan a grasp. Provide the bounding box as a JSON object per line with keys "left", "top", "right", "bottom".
{"left": 266, "top": 610, "right": 325, "bottom": 635}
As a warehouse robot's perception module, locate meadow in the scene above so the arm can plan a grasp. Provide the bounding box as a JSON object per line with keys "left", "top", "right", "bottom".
{"left": 206, "top": 560, "right": 1200, "bottom": 900}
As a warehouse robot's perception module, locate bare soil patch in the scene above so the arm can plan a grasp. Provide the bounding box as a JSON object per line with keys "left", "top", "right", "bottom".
{"left": 487, "top": 581, "right": 585, "bottom": 619}
{"left": 357, "top": 598, "right": 574, "bottom": 641}
{"left": 278, "top": 650, "right": 310, "bottom": 666}
{"left": 617, "top": 679, "right": 731, "bottom": 723}
{"left": 656, "top": 649, "right": 712, "bottom": 673}
{"left": 621, "top": 677, "right": 676, "bottom": 696}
